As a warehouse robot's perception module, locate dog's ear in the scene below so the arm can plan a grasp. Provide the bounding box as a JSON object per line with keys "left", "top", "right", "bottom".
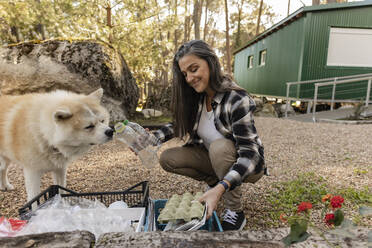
{"left": 88, "top": 88, "right": 103, "bottom": 101}
{"left": 54, "top": 108, "right": 73, "bottom": 121}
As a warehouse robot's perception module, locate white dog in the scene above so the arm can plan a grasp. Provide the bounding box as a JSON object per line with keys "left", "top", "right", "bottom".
{"left": 0, "top": 88, "right": 113, "bottom": 201}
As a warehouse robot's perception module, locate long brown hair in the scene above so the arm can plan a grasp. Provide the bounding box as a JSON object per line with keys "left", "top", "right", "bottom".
{"left": 171, "top": 40, "right": 245, "bottom": 138}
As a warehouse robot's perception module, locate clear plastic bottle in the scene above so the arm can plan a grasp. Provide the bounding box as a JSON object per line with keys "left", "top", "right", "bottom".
{"left": 124, "top": 120, "right": 160, "bottom": 147}
{"left": 114, "top": 121, "right": 159, "bottom": 169}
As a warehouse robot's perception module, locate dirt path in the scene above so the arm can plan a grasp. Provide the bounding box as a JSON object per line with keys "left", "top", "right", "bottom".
{"left": 1, "top": 117, "right": 371, "bottom": 230}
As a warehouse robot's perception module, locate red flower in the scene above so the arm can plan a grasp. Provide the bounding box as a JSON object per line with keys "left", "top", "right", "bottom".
{"left": 324, "top": 213, "right": 335, "bottom": 226}
{"left": 297, "top": 202, "right": 312, "bottom": 213}
{"left": 330, "top": 196, "right": 344, "bottom": 209}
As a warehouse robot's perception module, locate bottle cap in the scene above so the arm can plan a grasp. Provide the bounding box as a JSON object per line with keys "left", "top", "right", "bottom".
{"left": 114, "top": 122, "right": 125, "bottom": 133}
{"left": 123, "top": 119, "right": 129, "bottom": 125}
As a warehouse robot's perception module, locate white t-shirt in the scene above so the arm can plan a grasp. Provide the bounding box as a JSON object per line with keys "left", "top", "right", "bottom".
{"left": 197, "top": 98, "right": 224, "bottom": 150}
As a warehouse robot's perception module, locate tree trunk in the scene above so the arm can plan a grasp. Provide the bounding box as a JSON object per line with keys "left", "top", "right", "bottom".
{"left": 208, "top": 22, "right": 217, "bottom": 47}
{"left": 10, "top": 26, "right": 21, "bottom": 43}
{"left": 203, "top": 0, "right": 209, "bottom": 41}
{"left": 235, "top": 0, "right": 244, "bottom": 48}
{"left": 36, "top": 24, "right": 46, "bottom": 40}
{"left": 287, "top": 0, "right": 291, "bottom": 16}
{"left": 192, "top": 0, "right": 203, "bottom": 40}
{"left": 184, "top": 0, "right": 190, "bottom": 42}
{"left": 312, "top": 0, "right": 320, "bottom": 5}
{"left": 187, "top": 15, "right": 192, "bottom": 41}
{"left": 105, "top": 3, "right": 114, "bottom": 43}
{"left": 154, "top": 1, "right": 170, "bottom": 86}
{"left": 174, "top": 0, "right": 180, "bottom": 53}
{"left": 35, "top": 0, "right": 46, "bottom": 40}
{"left": 224, "top": 0, "right": 232, "bottom": 75}
{"left": 255, "top": 0, "right": 264, "bottom": 36}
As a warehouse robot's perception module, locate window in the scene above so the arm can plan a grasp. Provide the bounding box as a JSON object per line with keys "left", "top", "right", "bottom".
{"left": 259, "top": 50, "right": 266, "bottom": 66}
{"left": 327, "top": 27, "right": 372, "bottom": 67}
{"left": 247, "top": 55, "right": 254, "bottom": 68}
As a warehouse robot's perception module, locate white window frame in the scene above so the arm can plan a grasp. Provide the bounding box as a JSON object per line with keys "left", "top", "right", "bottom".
{"left": 327, "top": 27, "right": 372, "bottom": 67}
{"left": 259, "top": 50, "right": 266, "bottom": 66}
{"left": 247, "top": 55, "right": 254, "bottom": 68}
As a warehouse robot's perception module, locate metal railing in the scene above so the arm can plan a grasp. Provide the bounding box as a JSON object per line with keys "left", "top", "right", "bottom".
{"left": 285, "top": 73, "right": 372, "bottom": 121}
{"left": 312, "top": 76, "right": 372, "bottom": 122}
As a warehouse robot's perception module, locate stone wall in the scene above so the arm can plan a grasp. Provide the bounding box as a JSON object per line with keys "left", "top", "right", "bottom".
{"left": 0, "top": 39, "right": 139, "bottom": 124}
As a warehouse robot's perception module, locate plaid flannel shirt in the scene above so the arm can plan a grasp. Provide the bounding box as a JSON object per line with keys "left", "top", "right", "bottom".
{"left": 153, "top": 90, "right": 265, "bottom": 190}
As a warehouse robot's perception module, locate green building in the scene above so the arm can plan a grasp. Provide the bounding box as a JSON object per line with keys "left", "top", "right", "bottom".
{"left": 233, "top": 1, "right": 372, "bottom": 101}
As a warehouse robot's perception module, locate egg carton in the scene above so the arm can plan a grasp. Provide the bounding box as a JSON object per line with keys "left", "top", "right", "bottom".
{"left": 157, "top": 192, "right": 205, "bottom": 224}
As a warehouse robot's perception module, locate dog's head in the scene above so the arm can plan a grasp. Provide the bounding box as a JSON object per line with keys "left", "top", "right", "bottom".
{"left": 49, "top": 88, "right": 113, "bottom": 155}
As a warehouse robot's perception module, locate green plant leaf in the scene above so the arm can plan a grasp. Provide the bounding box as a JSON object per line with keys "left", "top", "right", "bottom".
{"left": 282, "top": 231, "right": 311, "bottom": 246}
{"left": 359, "top": 205, "right": 372, "bottom": 217}
{"left": 288, "top": 220, "right": 309, "bottom": 240}
{"left": 282, "top": 235, "right": 293, "bottom": 247}
{"left": 334, "top": 209, "right": 344, "bottom": 226}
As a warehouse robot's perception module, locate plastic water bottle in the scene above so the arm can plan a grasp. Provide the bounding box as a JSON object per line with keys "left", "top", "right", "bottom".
{"left": 124, "top": 120, "right": 160, "bottom": 147}
{"left": 114, "top": 121, "right": 159, "bottom": 169}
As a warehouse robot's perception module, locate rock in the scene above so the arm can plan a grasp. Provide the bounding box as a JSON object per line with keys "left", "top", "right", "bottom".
{"left": 273, "top": 103, "right": 295, "bottom": 118}
{"left": 253, "top": 97, "right": 264, "bottom": 113}
{"left": 0, "top": 231, "right": 95, "bottom": 248}
{"left": 255, "top": 103, "right": 278, "bottom": 117}
{"left": 0, "top": 227, "right": 368, "bottom": 247}
{"left": 232, "top": 228, "right": 369, "bottom": 248}
{"left": 254, "top": 102, "right": 295, "bottom": 118}
{"left": 141, "top": 108, "right": 163, "bottom": 119}
{"left": 0, "top": 39, "right": 139, "bottom": 124}
{"left": 280, "top": 104, "right": 295, "bottom": 117}
{"left": 95, "top": 231, "right": 284, "bottom": 248}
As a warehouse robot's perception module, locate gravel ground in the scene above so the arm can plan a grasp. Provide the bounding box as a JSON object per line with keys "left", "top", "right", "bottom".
{"left": 1, "top": 117, "right": 371, "bottom": 230}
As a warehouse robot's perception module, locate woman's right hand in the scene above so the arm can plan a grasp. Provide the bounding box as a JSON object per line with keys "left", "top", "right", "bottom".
{"left": 198, "top": 184, "right": 225, "bottom": 219}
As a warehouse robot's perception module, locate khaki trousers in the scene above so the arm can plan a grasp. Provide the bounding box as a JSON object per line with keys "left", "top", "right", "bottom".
{"left": 159, "top": 138, "right": 245, "bottom": 211}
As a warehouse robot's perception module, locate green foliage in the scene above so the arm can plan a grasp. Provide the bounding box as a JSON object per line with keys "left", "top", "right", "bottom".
{"left": 270, "top": 174, "right": 370, "bottom": 246}
{"left": 353, "top": 168, "right": 367, "bottom": 175}
{"left": 338, "top": 186, "right": 372, "bottom": 205}
{"left": 334, "top": 209, "right": 344, "bottom": 226}
{"left": 268, "top": 173, "right": 371, "bottom": 226}
{"left": 282, "top": 223, "right": 310, "bottom": 247}
{"left": 230, "top": 0, "right": 276, "bottom": 50}
{"left": 0, "top": 0, "right": 275, "bottom": 107}
{"left": 268, "top": 172, "right": 328, "bottom": 215}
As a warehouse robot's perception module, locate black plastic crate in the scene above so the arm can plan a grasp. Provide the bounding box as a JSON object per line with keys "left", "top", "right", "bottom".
{"left": 19, "top": 181, "right": 149, "bottom": 220}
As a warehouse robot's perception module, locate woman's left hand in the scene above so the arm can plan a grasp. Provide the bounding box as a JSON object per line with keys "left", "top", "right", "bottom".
{"left": 198, "top": 184, "right": 225, "bottom": 219}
